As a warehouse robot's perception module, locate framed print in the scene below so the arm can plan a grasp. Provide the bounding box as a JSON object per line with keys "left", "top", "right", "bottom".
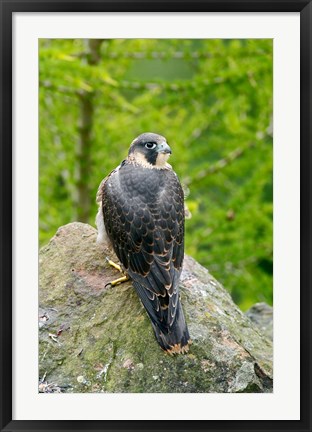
{"left": 1, "top": 1, "right": 311, "bottom": 431}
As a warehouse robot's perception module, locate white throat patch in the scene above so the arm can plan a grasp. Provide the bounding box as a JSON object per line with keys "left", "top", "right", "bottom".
{"left": 156, "top": 152, "right": 171, "bottom": 167}
{"left": 129, "top": 151, "right": 171, "bottom": 170}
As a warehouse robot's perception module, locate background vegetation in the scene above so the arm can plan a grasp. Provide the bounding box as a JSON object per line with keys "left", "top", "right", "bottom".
{"left": 39, "top": 39, "right": 273, "bottom": 310}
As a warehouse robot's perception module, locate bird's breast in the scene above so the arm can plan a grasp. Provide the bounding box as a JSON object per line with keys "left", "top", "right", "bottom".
{"left": 119, "top": 164, "right": 166, "bottom": 200}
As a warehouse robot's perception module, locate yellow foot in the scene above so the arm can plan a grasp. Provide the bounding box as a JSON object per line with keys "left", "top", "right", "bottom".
{"left": 106, "top": 275, "right": 130, "bottom": 288}
{"left": 105, "top": 257, "right": 129, "bottom": 288}
{"left": 105, "top": 275, "right": 129, "bottom": 289}
{"left": 106, "top": 257, "right": 122, "bottom": 273}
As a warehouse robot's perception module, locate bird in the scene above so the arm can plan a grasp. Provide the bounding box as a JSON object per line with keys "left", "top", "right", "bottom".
{"left": 95, "top": 132, "right": 191, "bottom": 354}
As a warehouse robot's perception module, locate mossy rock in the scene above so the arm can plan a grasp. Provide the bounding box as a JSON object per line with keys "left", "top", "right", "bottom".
{"left": 39, "top": 222, "right": 273, "bottom": 393}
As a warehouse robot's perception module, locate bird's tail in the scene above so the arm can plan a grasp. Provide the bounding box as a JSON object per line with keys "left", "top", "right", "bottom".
{"left": 133, "top": 280, "right": 191, "bottom": 354}
{"left": 152, "top": 302, "right": 192, "bottom": 355}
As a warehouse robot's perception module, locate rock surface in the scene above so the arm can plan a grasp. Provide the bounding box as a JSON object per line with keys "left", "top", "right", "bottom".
{"left": 39, "top": 222, "right": 273, "bottom": 393}
{"left": 245, "top": 302, "right": 273, "bottom": 341}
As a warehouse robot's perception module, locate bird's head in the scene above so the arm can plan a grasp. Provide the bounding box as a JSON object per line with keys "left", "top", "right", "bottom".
{"left": 128, "top": 132, "right": 172, "bottom": 169}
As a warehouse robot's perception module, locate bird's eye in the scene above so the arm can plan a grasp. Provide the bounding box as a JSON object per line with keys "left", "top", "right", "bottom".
{"left": 145, "top": 142, "right": 157, "bottom": 150}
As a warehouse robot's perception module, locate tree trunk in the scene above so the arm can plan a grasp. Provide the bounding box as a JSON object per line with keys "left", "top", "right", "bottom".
{"left": 76, "top": 39, "right": 103, "bottom": 222}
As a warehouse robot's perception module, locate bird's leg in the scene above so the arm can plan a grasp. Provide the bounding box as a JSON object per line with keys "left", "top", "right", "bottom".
{"left": 106, "top": 257, "right": 122, "bottom": 273}
{"left": 105, "top": 257, "right": 129, "bottom": 288}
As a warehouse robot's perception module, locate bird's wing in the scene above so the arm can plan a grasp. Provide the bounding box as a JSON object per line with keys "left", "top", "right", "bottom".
{"left": 96, "top": 177, "right": 106, "bottom": 205}
{"left": 102, "top": 165, "right": 184, "bottom": 327}
{"left": 95, "top": 165, "right": 124, "bottom": 245}
{"left": 96, "top": 163, "right": 123, "bottom": 205}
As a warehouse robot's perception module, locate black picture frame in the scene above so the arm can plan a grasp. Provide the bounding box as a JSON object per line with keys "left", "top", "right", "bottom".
{"left": 1, "top": 1, "right": 311, "bottom": 431}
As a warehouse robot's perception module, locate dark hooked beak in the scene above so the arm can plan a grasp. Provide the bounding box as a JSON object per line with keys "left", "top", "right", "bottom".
{"left": 157, "top": 142, "right": 172, "bottom": 154}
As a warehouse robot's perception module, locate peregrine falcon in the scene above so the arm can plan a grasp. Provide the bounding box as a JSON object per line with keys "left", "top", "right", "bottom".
{"left": 96, "top": 132, "right": 191, "bottom": 354}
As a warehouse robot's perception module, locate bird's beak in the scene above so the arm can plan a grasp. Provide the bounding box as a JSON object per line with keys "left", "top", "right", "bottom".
{"left": 157, "top": 142, "right": 172, "bottom": 154}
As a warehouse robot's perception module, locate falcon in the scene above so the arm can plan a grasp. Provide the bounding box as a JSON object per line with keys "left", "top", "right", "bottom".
{"left": 96, "top": 132, "right": 191, "bottom": 354}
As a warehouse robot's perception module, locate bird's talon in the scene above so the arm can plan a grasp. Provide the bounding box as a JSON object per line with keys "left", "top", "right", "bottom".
{"left": 105, "top": 275, "right": 129, "bottom": 289}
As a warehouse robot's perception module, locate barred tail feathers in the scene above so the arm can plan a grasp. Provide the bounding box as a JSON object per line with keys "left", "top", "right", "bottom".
{"left": 152, "top": 302, "right": 191, "bottom": 354}
{"left": 132, "top": 280, "right": 191, "bottom": 354}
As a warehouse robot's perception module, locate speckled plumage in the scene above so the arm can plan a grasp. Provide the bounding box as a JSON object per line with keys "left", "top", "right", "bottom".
{"left": 97, "top": 133, "right": 190, "bottom": 353}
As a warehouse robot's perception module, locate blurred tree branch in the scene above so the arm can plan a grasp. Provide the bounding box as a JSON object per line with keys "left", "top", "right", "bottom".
{"left": 184, "top": 141, "right": 256, "bottom": 186}
{"left": 105, "top": 50, "right": 270, "bottom": 60}
{"left": 40, "top": 77, "right": 226, "bottom": 93}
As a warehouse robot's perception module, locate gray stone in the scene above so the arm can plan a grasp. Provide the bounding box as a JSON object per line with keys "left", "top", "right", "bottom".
{"left": 245, "top": 302, "right": 273, "bottom": 341}
{"left": 39, "top": 222, "right": 273, "bottom": 393}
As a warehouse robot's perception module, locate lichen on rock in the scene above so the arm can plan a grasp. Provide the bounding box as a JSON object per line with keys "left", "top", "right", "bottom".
{"left": 39, "top": 222, "right": 273, "bottom": 393}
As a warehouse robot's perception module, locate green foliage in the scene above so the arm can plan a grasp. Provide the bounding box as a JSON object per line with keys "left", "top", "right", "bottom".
{"left": 39, "top": 38, "right": 273, "bottom": 310}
